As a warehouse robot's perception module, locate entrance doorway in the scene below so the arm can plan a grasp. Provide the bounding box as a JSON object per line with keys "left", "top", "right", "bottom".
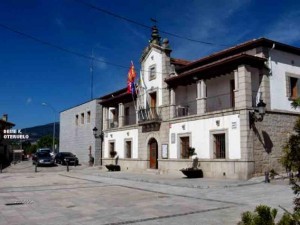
{"left": 149, "top": 138, "right": 158, "bottom": 169}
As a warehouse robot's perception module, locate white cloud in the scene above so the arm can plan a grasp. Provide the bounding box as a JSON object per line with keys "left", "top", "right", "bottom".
{"left": 169, "top": 0, "right": 252, "bottom": 60}
{"left": 26, "top": 97, "right": 32, "bottom": 105}
{"left": 93, "top": 56, "right": 107, "bottom": 70}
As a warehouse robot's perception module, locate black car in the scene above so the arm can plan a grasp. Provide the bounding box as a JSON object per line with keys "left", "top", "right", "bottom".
{"left": 32, "top": 152, "right": 55, "bottom": 166}
{"left": 54, "top": 152, "right": 79, "bottom": 165}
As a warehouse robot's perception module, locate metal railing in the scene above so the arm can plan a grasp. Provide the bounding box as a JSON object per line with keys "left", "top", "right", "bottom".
{"left": 107, "top": 119, "right": 119, "bottom": 129}
{"left": 174, "top": 100, "right": 197, "bottom": 118}
{"left": 206, "top": 93, "right": 233, "bottom": 112}
{"left": 138, "top": 107, "right": 162, "bottom": 123}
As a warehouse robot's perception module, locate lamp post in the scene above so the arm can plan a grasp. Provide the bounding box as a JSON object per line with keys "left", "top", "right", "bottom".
{"left": 249, "top": 99, "right": 267, "bottom": 129}
{"left": 42, "top": 103, "right": 57, "bottom": 153}
{"left": 93, "top": 127, "right": 103, "bottom": 165}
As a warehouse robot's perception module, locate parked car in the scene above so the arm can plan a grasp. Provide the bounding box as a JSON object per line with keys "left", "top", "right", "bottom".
{"left": 36, "top": 148, "right": 54, "bottom": 157}
{"left": 54, "top": 152, "right": 79, "bottom": 165}
{"left": 32, "top": 152, "right": 55, "bottom": 166}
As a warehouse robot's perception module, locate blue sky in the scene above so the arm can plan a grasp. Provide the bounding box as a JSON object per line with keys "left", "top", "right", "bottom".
{"left": 0, "top": 0, "right": 300, "bottom": 129}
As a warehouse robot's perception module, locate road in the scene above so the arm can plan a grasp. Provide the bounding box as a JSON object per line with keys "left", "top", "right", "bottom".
{"left": 0, "top": 160, "right": 294, "bottom": 225}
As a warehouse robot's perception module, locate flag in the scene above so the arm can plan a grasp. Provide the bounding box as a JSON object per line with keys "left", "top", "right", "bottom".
{"left": 139, "top": 71, "right": 147, "bottom": 90}
{"left": 127, "top": 61, "right": 136, "bottom": 82}
{"left": 127, "top": 61, "right": 136, "bottom": 93}
{"left": 127, "top": 81, "right": 135, "bottom": 94}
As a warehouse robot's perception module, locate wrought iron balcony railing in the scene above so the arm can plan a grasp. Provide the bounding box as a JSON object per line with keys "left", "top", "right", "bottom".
{"left": 138, "top": 107, "right": 162, "bottom": 123}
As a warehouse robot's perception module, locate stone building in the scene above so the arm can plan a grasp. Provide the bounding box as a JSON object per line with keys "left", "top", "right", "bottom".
{"left": 99, "top": 26, "right": 300, "bottom": 179}
{"left": 0, "top": 114, "right": 15, "bottom": 165}
{"left": 59, "top": 99, "right": 102, "bottom": 165}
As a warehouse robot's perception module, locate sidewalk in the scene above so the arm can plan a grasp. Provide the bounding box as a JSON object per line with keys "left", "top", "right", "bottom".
{"left": 71, "top": 165, "right": 288, "bottom": 189}
{"left": 2, "top": 161, "right": 289, "bottom": 189}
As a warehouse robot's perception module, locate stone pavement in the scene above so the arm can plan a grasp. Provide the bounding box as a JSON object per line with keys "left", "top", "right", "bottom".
{"left": 0, "top": 161, "right": 294, "bottom": 225}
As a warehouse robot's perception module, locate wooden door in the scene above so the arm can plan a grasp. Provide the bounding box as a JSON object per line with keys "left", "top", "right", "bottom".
{"left": 149, "top": 139, "right": 158, "bottom": 169}
{"left": 149, "top": 92, "right": 157, "bottom": 119}
{"left": 180, "top": 137, "right": 189, "bottom": 159}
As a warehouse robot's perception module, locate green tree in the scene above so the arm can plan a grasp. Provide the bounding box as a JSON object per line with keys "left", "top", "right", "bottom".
{"left": 37, "top": 135, "right": 58, "bottom": 149}
{"left": 238, "top": 205, "right": 277, "bottom": 225}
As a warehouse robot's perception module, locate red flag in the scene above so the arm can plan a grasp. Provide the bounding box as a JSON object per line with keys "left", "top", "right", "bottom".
{"left": 127, "top": 61, "right": 136, "bottom": 82}
{"left": 127, "top": 61, "right": 136, "bottom": 93}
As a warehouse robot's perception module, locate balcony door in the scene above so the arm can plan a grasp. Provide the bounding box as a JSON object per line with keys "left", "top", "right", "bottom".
{"left": 149, "top": 92, "right": 157, "bottom": 119}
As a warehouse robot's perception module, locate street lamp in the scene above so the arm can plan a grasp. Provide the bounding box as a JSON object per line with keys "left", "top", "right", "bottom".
{"left": 42, "top": 103, "right": 57, "bottom": 153}
{"left": 249, "top": 99, "right": 267, "bottom": 128}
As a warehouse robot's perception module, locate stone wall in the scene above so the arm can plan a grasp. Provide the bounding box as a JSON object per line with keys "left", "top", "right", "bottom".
{"left": 252, "top": 111, "right": 299, "bottom": 176}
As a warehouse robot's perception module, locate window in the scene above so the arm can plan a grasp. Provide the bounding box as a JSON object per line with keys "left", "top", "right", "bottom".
{"left": 290, "top": 77, "right": 300, "bottom": 99}
{"left": 125, "top": 140, "right": 132, "bottom": 158}
{"left": 81, "top": 113, "right": 84, "bottom": 124}
{"left": 75, "top": 115, "right": 79, "bottom": 126}
{"left": 87, "top": 111, "right": 91, "bottom": 123}
{"left": 213, "top": 133, "right": 226, "bottom": 159}
{"left": 180, "top": 137, "right": 190, "bottom": 159}
{"left": 286, "top": 73, "right": 300, "bottom": 100}
{"left": 149, "top": 65, "right": 156, "bottom": 80}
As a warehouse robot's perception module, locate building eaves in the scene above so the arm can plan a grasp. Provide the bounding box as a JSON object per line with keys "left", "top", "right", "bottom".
{"left": 177, "top": 37, "right": 300, "bottom": 73}
{"left": 99, "top": 88, "right": 136, "bottom": 107}
{"left": 165, "top": 54, "right": 267, "bottom": 87}
{"left": 0, "top": 120, "right": 15, "bottom": 127}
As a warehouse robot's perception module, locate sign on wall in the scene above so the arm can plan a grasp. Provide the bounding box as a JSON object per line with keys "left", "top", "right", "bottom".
{"left": 161, "top": 144, "right": 168, "bottom": 159}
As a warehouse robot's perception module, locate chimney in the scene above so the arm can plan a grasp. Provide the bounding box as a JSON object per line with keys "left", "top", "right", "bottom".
{"left": 2, "top": 114, "right": 8, "bottom": 122}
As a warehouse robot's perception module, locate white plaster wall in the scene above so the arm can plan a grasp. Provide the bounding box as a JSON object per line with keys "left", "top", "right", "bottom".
{"left": 270, "top": 49, "right": 300, "bottom": 112}
{"left": 104, "top": 129, "right": 139, "bottom": 159}
{"left": 60, "top": 100, "right": 101, "bottom": 164}
{"left": 142, "top": 49, "right": 163, "bottom": 106}
{"left": 169, "top": 114, "right": 240, "bottom": 159}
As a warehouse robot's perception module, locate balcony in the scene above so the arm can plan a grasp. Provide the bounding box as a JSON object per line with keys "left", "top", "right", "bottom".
{"left": 124, "top": 114, "right": 136, "bottom": 126}
{"left": 108, "top": 119, "right": 118, "bottom": 129}
{"left": 138, "top": 107, "right": 162, "bottom": 124}
{"left": 174, "top": 100, "right": 197, "bottom": 118}
{"left": 206, "top": 93, "right": 234, "bottom": 112}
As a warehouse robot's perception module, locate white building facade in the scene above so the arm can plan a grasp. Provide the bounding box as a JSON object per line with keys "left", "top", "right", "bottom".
{"left": 60, "top": 99, "right": 102, "bottom": 165}
{"left": 99, "top": 27, "right": 300, "bottom": 179}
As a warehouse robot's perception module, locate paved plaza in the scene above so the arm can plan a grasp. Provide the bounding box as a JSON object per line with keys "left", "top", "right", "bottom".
{"left": 0, "top": 161, "right": 294, "bottom": 225}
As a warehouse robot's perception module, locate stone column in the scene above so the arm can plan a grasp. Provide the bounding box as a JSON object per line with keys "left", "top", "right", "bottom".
{"left": 197, "top": 80, "right": 206, "bottom": 115}
{"left": 259, "top": 70, "right": 271, "bottom": 110}
{"left": 102, "top": 107, "right": 108, "bottom": 130}
{"left": 236, "top": 65, "right": 254, "bottom": 177}
{"left": 118, "top": 103, "right": 124, "bottom": 127}
{"left": 170, "top": 88, "right": 176, "bottom": 118}
{"left": 235, "top": 65, "right": 253, "bottom": 109}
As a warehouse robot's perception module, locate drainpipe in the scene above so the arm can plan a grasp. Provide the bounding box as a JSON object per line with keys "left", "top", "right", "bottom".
{"left": 268, "top": 43, "right": 276, "bottom": 76}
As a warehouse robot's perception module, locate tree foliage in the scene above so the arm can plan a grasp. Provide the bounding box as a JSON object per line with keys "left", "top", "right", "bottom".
{"left": 239, "top": 99, "right": 300, "bottom": 225}
{"left": 37, "top": 135, "right": 58, "bottom": 149}
{"left": 238, "top": 205, "right": 277, "bottom": 225}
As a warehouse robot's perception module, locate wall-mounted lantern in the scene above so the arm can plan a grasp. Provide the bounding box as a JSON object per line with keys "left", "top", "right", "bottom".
{"left": 93, "top": 127, "right": 103, "bottom": 140}
{"left": 249, "top": 99, "right": 266, "bottom": 128}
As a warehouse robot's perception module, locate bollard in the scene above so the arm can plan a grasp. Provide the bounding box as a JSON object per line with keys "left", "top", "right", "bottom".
{"left": 35, "top": 163, "right": 38, "bottom": 173}
{"left": 264, "top": 171, "right": 270, "bottom": 183}
{"left": 67, "top": 161, "right": 69, "bottom": 172}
